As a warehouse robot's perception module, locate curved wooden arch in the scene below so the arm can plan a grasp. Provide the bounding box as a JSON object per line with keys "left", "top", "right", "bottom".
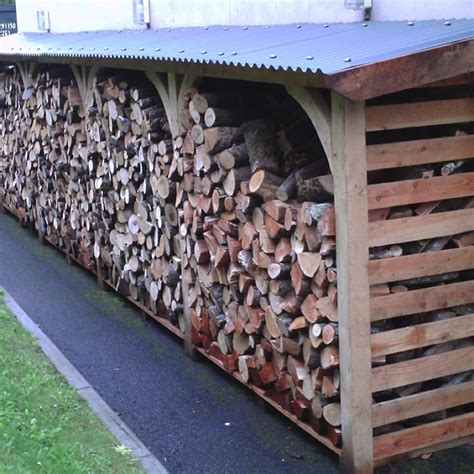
{"left": 145, "top": 71, "right": 198, "bottom": 139}
{"left": 16, "top": 61, "right": 37, "bottom": 88}
{"left": 285, "top": 85, "right": 333, "bottom": 173}
{"left": 69, "top": 64, "right": 101, "bottom": 110}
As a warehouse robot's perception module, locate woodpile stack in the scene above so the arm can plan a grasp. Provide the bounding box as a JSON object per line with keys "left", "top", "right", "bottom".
{"left": 0, "top": 68, "right": 183, "bottom": 327}
{"left": 175, "top": 85, "right": 347, "bottom": 442}
{"left": 1, "top": 68, "right": 472, "bottom": 455}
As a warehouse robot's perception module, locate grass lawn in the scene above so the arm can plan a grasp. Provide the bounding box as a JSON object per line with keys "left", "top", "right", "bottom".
{"left": 0, "top": 289, "right": 143, "bottom": 473}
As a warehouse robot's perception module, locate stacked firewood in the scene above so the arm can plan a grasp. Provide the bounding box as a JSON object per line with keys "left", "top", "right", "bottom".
{"left": 2, "top": 68, "right": 471, "bottom": 449}
{"left": 0, "top": 69, "right": 183, "bottom": 326}
{"left": 0, "top": 70, "right": 39, "bottom": 225}
{"left": 175, "top": 86, "right": 346, "bottom": 441}
{"left": 88, "top": 74, "right": 183, "bottom": 323}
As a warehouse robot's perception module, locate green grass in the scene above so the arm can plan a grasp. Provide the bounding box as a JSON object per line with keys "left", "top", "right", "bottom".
{"left": 0, "top": 289, "right": 143, "bottom": 473}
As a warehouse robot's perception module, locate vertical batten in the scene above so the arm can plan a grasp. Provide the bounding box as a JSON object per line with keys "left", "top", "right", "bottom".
{"left": 331, "top": 92, "right": 373, "bottom": 473}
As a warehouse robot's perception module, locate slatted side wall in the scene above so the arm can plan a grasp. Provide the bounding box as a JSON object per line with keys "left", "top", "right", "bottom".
{"left": 364, "top": 90, "right": 474, "bottom": 464}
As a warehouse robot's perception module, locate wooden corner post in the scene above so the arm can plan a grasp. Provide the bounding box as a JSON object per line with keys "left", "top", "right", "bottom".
{"left": 331, "top": 91, "right": 373, "bottom": 473}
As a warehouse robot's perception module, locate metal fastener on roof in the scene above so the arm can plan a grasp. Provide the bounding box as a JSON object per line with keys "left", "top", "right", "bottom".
{"left": 155, "top": 48, "right": 160, "bottom": 51}
{"left": 323, "top": 24, "right": 329, "bottom": 28}
{"left": 204, "top": 27, "right": 209, "bottom": 30}
{"left": 178, "top": 49, "right": 184, "bottom": 53}
{"left": 138, "top": 47, "right": 144, "bottom": 51}
{"left": 230, "top": 51, "right": 237, "bottom": 55}
{"left": 223, "top": 27, "right": 228, "bottom": 31}
{"left": 122, "top": 47, "right": 127, "bottom": 51}
{"left": 104, "top": 47, "right": 109, "bottom": 51}
{"left": 408, "top": 21, "right": 414, "bottom": 26}
{"left": 344, "top": 57, "right": 351, "bottom": 62}
{"left": 444, "top": 21, "right": 452, "bottom": 26}
{"left": 306, "top": 55, "right": 314, "bottom": 60}
{"left": 218, "top": 52, "right": 224, "bottom": 56}
{"left": 362, "top": 23, "right": 368, "bottom": 27}
{"left": 296, "top": 25, "right": 302, "bottom": 29}
{"left": 269, "top": 54, "right": 277, "bottom": 58}
{"left": 243, "top": 26, "right": 248, "bottom": 30}
{"left": 200, "top": 50, "right": 207, "bottom": 54}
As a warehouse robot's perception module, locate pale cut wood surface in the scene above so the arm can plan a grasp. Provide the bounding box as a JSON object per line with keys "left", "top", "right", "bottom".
{"left": 370, "top": 280, "right": 474, "bottom": 321}
{"left": 366, "top": 134, "right": 474, "bottom": 171}
{"left": 368, "top": 246, "right": 474, "bottom": 285}
{"left": 371, "top": 313, "right": 474, "bottom": 356}
{"left": 372, "top": 381, "right": 474, "bottom": 428}
{"left": 373, "top": 412, "right": 474, "bottom": 459}
{"left": 371, "top": 346, "right": 474, "bottom": 392}
{"left": 366, "top": 98, "right": 474, "bottom": 131}
{"left": 369, "top": 208, "right": 474, "bottom": 247}
{"left": 367, "top": 172, "right": 474, "bottom": 210}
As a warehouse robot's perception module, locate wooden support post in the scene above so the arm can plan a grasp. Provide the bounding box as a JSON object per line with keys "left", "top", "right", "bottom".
{"left": 35, "top": 202, "right": 46, "bottom": 245}
{"left": 146, "top": 70, "right": 199, "bottom": 360}
{"left": 96, "top": 260, "right": 106, "bottom": 291}
{"left": 331, "top": 92, "right": 373, "bottom": 473}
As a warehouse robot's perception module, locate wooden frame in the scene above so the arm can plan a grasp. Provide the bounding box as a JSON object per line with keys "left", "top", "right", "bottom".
{"left": 331, "top": 92, "right": 373, "bottom": 472}
{"left": 2, "top": 51, "right": 473, "bottom": 473}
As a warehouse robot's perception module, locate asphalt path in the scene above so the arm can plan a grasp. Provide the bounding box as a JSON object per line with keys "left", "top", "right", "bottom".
{"left": 0, "top": 212, "right": 472, "bottom": 473}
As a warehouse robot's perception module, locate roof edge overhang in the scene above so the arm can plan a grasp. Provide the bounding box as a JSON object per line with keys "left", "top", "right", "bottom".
{"left": 0, "top": 38, "right": 472, "bottom": 101}
{"left": 329, "top": 38, "right": 474, "bottom": 100}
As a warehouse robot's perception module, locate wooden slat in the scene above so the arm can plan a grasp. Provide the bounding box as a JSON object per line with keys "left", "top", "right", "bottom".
{"left": 366, "top": 134, "right": 474, "bottom": 171}
{"left": 370, "top": 280, "right": 474, "bottom": 321}
{"left": 374, "top": 434, "right": 474, "bottom": 468}
{"left": 367, "top": 172, "right": 474, "bottom": 210}
{"left": 373, "top": 413, "right": 474, "bottom": 459}
{"left": 371, "top": 346, "right": 474, "bottom": 392}
{"left": 366, "top": 98, "right": 474, "bottom": 131}
{"left": 371, "top": 314, "right": 474, "bottom": 357}
{"left": 369, "top": 208, "right": 474, "bottom": 247}
{"left": 369, "top": 247, "right": 474, "bottom": 285}
{"left": 372, "top": 381, "right": 474, "bottom": 428}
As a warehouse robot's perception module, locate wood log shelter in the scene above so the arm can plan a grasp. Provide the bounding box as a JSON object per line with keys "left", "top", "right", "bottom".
{"left": 0, "top": 20, "right": 473, "bottom": 472}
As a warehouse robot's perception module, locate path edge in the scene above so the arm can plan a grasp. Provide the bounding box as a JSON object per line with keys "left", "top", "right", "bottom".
{"left": 2, "top": 288, "right": 168, "bottom": 474}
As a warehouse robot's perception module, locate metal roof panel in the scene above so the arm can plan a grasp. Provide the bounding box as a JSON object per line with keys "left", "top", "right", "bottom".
{"left": 0, "top": 20, "right": 472, "bottom": 75}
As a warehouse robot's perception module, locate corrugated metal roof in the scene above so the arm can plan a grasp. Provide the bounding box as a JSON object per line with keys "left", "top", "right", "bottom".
{"left": 0, "top": 20, "right": 472, "bottom": 75}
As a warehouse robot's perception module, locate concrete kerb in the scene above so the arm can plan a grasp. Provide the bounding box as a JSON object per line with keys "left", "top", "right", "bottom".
{"left": 2, "top": 288, "right": 168, "bottom": 474}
